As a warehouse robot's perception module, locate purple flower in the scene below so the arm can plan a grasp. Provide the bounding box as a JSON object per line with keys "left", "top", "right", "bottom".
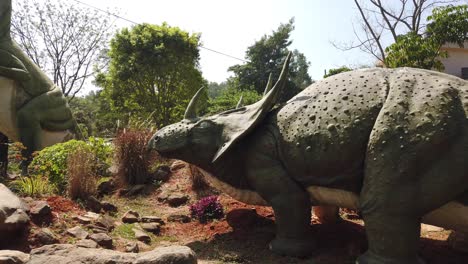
{"left": 190, "top": 195, "right": 224, "bottom": 223}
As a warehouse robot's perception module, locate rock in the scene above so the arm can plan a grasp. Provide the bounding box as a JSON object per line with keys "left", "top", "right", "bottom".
{"left": 74, "top": 211, "right": 100, "bottom": 224}
{"left": 35, "top": 228, "right": 58, "bottom": 245}
{"left": 0, "top": 184, "right": 30, "bottom": 233}
{"left": 125, "top": 241, "right": 139, "bottom": 253}
{"left": 448, "top": 231, "right": 468, "bottom": 253}
{"left": 97, "top": 180, "right": 115, "bottom": 196}
{"left": 226, "top": 209, "right": 259, "bottom": 229}
{"left": 87, "top": 225, "right": 108, "bottom": 234}
{"left": 101, "top": 201, "right": 117, "bottom": 213}
{"left": 140, "top": 223, "right": 161, "bottom": 234}
{"left": 89, "top": 233, "right": 113, "bottom": 249}
{"left": 167, "top": 214, "right": 191, "bottom": 223}
{"left": 170, "top": 160, "right": 187, "bottom": 171}
{"left": 95, "top": 215, "right": 115, "bottom": 231}
{"left": 133, "top": 228, "right": 151, "bottom": 244}
{"left": 126, "top": 185, "right": 145, "bottom": 196}
{"left": 122, "top": 210, "right": 139, "bottom": 223}
{"left": 76, "top": 239, "right": 98, "bottom": 248}
{"left": 152, "top": 165, "right": 171, "bottom": 182}
{"left": 28, "top": 244, "right": 197, "bottom": 264}
{"left": 141, "top": 216, "right": 165, "bottom": 225}
{"left": 66, "top": 226, "right": 89, "bottom": 240}
{"left": 21, "top": 197, "right": 34, "bottom": 204}
{"left": 85, "top": 196, "right": 102, "bottom": 213}
{"left": 30, "top": 201, "right": 51, "bottom": 217}
{"left": 0, "top": 250, "right": 30, "bottom": 264}
{"left": 159, "top": 193, "right": 190, "bottom": 207}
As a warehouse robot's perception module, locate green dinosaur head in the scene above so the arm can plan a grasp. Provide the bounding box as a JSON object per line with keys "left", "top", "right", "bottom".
{"left": 148, "top": 52, "right": 292, "bottom": 166}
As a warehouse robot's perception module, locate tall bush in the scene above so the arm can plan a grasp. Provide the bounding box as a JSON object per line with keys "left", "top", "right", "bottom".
{"left": 114, "top": 129, "right": 159, "bottom": 185}
{"left": 67, "top": 146, "right": 97, "bottom": 200}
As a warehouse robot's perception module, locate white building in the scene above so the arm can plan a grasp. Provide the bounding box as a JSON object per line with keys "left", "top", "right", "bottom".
{"left": 440, "top": 41, "right": 468, "bottom": 80}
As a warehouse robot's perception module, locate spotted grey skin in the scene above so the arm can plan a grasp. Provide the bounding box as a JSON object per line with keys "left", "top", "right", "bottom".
{"left": 149, "top": 52, "right": 468, "bottom": 263}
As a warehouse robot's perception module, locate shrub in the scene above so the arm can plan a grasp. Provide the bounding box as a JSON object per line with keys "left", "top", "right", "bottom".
{"left": 67, "top": 146, "right": 97, "bottom": 200}
{"left": 11, "top": 175, "right": 57, "bottom": 197}
{"left": 30, "top": 137, "right": 112, "bottom": 194}
{"left": 189, "top": 195, "right": 224, "bottom": 223}
{"left": 114, "top": 129, "right": 162, "bottom": 185}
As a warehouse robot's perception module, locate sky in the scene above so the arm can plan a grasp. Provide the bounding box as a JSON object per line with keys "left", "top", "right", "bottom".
{"left": 74, "top": 0, "right": 379, "bottom": 83}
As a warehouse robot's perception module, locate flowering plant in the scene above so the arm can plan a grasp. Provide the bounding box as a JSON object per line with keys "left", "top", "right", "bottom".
{"left": 189, "top": 196, "right": 224, "bottom": 223}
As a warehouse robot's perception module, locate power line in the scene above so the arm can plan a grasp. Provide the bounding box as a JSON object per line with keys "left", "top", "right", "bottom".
{"left": 71, "top": 0, "right": 248, "bottom": 63}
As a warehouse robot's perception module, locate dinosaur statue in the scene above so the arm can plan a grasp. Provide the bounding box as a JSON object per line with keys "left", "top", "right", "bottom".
{"left": 0, "top": 0, "right": 75, "bottom": 173}
{"left": 148, "top": 52, "right": 468, "bottom": 263}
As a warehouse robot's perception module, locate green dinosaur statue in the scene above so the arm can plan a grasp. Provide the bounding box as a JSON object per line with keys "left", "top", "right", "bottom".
{"left": 0, "top": 0, "right": 75, "bottom": 173}
{"left": 148, "top": 52, "right": 468, "bottom": 263}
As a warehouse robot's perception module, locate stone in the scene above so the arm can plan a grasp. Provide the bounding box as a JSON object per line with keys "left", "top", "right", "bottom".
{"left": 89, "top": 233, "right": 113, "bottom": 249}
{"left": 101, "top": 201, "right": 117, "bottom": 213}
{"left": 152, "top": 165, "right": 171, "bottom": 182}
{"left": 30, "top": 201, "right": 51, "bottom": 217}
{"left": 76, "top": 239, "right": 98, "bottom": 248}
{"left": 170, "top": 160, "right": 187, "bottom": 171}
{"left": 0, "top": 184, "right": 30, "bottom": 233}
{"left": 85, "top": 196, "right": 102, "bottom": 213}
{"left": 27, "top": 244, "right": 197, "bottom": 264}
{"left": 448, "top": 231, "right": 468, "bottom": 253}
{"left": 133, "top": 228, "right": 151, "bottom": 244}
{"left": 97, "top": 180, "right": 115, "bottom": 196}
{"left": 66, "top": 226, "right": 89, "bottom": 240}
{"left": 95, "top": 215, "right": 115, "bottom": 232}
{"left": 226, "top": 208, "right": 259, "bottom": 229}
{"left": 0, "top": 250, "right": 30, "bottom": 264}
{"left": 74, "top": 211, "right": 100, "bottom": 224}
{"left": 140, "top": 223, "right": 161, "bottom": 234}
{"left": 125, "top": 241, "right": 139, "bottom": 253}
{"left": 167, "top": 214, "right": 191, "bottom": 223}
{"left": 122, "top": 210, "right": 140, "bottom": 223}
{"left": 141, "top": 216, "right": 165, "bottom": 225}
{"left": 160, "top": 193, "right": 190, "bottom": 207}
{"left": 35, "top": 228, "right": 59, "bottom": 245}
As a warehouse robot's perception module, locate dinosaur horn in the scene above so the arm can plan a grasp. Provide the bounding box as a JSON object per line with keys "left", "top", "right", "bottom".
{"left": 263, "top": 73, "right": 273, "bottom": 96}
{"left": 184, "top": 87, "right": 204, "bottom": 119}
{"left": 236, "top": 95, "right": 243, "bottom": 108}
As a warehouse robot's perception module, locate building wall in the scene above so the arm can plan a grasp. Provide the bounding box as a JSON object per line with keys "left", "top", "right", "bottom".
{"left": 440, "top": 42, "right": 468, "bottom": 79}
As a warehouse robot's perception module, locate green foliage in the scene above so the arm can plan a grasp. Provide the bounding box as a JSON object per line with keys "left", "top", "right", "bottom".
{"left": 11, "top": 175, "right": 57, "bottom": 197}
{"left": 96, "top": 23, "right": 207, "bottom": 128}
{"left": 207, "top": 81, "right": 228, "bottom": 98}
{"left": 385, "top": 5, "right": 468, "bottom": 70}
{"left": 29, "top": 138, "right": 112, "bottom": 193}
{"left": 427, "top": 5, "right": 468, "bottom": 47}
{"left": 385, "top": 33, "right": 447, "bottom": 71}
{"left": 324, "top": 66, "right": 353, "bottom": 78}
{"left": 207, "top": 88, "right": 262, "bottom": 115}
{"left": 228, "top": 18, "right": 313, "bottom": 103}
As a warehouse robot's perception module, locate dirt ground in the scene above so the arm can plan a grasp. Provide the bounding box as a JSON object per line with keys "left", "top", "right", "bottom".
{"left": 7, "top": 163, "right": 468, "bottom": 264}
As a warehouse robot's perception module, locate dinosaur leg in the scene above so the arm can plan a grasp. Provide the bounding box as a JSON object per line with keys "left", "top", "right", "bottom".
{"left": 245, "top": 133, "right": 315, "bottom": 257}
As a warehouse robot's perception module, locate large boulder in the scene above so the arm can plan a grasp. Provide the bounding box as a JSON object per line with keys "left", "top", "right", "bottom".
{"left": 0, "top": 184, "right": 30, "bottom": 233}
{"left": 0, "top": 250, "right": 30, "bottom": 264}
{"left": 26, "top": 244, "right": 197, "bottom": 264}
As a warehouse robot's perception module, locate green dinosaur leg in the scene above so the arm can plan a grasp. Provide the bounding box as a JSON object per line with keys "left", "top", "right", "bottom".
{"left": 245, "top": 136, "right": 315, "bottom": 257}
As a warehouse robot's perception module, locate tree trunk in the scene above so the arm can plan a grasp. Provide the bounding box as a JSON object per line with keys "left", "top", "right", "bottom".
{"left": 0, "top": 133, "right": 8, "bottom": 177}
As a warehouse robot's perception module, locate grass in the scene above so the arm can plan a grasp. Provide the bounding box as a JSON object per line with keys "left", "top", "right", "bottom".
{"left": 112, "top": 223, "right": 136, "bottom": 240}
{"left": 10, "top": 175, "right": 57, "bottom": 197}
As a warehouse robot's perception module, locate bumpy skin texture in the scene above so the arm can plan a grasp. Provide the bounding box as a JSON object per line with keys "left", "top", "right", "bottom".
{"left": 150, "top": 62, "right": 468, "bottom": 263}
{"left": 0, "top": 0, "right": 75, "bottom": 166}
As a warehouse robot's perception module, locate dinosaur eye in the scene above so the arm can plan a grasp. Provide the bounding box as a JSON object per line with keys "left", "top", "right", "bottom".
{"left": 196, "top": 120, "right": 212, "bottom": 128}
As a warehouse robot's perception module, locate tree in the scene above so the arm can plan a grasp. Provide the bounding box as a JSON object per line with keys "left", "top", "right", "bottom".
{"left": 11, "top": 0, "right": 115, "bottom": 101}
{"left": 207, "top": 81, "right": 228, "bottom": 98}
{"left": 207, "top": 87, "right": 262, "bottom": 115}
{"left": 385, "top": 5, "right": 468, "bottom": 70}
{"left": 324, "top": 66, "right": 353, "bottom": 78}
{"left": 341, "top": 0, "right": 463, "bottom": 65}
{"left": 96, "top": 23, "right": 207, "bottom": 128}
{"left": 229, "top": 18, "right": 313, "bottom": 102}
